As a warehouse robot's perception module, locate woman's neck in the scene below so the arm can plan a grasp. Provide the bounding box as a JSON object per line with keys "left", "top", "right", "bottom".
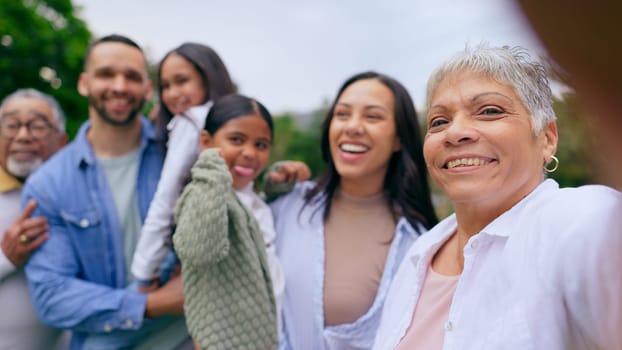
{"left": 339, "top": 176, "right": 384, "bottom": 198}
{"left": 452, "top": 205, "right": 500, "bottom": 238}
{"left": 452, "top": 179, "right": 542, "bottom": 237}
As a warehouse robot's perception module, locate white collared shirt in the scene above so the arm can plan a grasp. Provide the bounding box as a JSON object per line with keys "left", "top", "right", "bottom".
{"left": 374, "top": 179, "right": 622, "bottom": 350}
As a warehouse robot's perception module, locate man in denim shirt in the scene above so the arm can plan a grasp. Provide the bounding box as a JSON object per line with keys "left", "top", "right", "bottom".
{"left": 21, "top": 34, "right": 188, "bottom": 349}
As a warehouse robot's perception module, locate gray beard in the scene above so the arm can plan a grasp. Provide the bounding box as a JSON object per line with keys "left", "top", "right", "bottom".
{"left": 7, "top": 156, "right": 42, "bottom": 178}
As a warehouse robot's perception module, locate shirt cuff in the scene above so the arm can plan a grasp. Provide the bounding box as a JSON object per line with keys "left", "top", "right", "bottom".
{"left": 0, "top": 252, "right": 16, "bottom": 280}
{"left": 117, "top": 291, "right": 147, "bottom": 330}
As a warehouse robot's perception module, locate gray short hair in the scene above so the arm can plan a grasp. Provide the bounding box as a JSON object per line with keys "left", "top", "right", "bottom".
{"left": 426, "top": 43, "right": 556, "bottom": 134}
{"left": 0, "top": 88, "right": 66, "bottom": 132}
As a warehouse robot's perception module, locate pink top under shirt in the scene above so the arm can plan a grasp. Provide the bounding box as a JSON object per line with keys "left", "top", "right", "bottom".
{"left": 395, "top": 265, "right": 459, "bottom": 350}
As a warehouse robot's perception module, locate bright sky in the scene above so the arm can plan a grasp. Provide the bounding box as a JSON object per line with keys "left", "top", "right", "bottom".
{"left": 73, "top": 0, "right": 544, "bottom": 115}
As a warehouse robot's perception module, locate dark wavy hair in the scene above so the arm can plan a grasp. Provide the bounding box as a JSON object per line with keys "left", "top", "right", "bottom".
{"left": 203, "top": 93, "right": 274, "bottom": 139}
{"left": 305, "top": 71, "right": 438, "bottom": 229}
{"left": 155, "top": 42, "right": 236, "bottom": 148}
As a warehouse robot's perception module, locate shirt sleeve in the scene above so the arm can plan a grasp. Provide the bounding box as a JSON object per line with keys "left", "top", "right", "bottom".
{"left": 131, "top": 115, "right": 200, "bottom": 281}
{"left": 558, "top": 187, "right": 622, "bottom": 349}
{"left": 0, "top": 198, "right": 19, "bottom": 279}
{"left": 22, "top": 182, "right": 147, "bottom": 333}
{"left": 173, "top": 149, "right": 232, "bottom": 267}
{"left": 0, "top": 248, "right": 16, "bottom": 280}
{"left": 268, "top": 185, "right": 291, "bottom": 224}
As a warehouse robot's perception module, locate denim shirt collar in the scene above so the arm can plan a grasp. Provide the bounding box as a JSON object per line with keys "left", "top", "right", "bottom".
{"left": 72, "top": 117, "right": 158, "bottom": 168}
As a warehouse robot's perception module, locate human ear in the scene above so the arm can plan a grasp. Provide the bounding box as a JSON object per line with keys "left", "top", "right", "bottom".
{"left": 541, "top": 121, "right": 558, "bottom": 163}
{"left": 77, "top": 72, "right": 89, "bottom": 97}
{"left": 199, "top": 130, "right": 213, "bottom": 151}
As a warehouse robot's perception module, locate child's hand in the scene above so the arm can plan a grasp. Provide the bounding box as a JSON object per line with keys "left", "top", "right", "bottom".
{"left": 267, "top": 161, "right": 311, "bottom": 184}
{"left": 262, "top": 160, "right": 311, "bottom": 201}
{"left": 138, "top": 278, "right": 160, "bottom": 293}
{"left": 144, "top": 275, "right": 185, "bottom": 317}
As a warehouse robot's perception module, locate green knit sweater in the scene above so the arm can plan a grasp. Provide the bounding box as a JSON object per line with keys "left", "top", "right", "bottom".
{"left": 173, "top": 149, "right": 277, "bottom": 350}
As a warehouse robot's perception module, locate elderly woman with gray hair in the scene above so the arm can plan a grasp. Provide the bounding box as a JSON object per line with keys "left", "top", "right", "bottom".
{"left": 373, "top": 44, "right": 622, "bottom": 350}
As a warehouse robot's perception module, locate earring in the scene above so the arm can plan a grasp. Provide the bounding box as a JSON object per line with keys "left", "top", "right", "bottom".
{"left": 544, "top": 155, "right": 559, "bottom": 173}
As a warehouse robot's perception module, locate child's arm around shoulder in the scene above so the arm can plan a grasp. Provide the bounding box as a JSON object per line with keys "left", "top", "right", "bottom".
{"left": 262, "top": 160, "right": 311, "bottom": 202}
{"left": 173, "top": 149, "right": 232, "bottom": 267}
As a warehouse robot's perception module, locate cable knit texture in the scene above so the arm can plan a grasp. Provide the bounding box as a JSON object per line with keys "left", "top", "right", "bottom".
{"left": 173, "top": 149, "right": 277, "bottom": 350}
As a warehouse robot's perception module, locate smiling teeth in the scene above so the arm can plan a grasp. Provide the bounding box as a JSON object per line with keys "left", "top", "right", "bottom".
{"left": 111, "top": 99, "right": 128, "bottom": 106}
{"left": 340, "top": 143, "right": 368, "bottom": 153}
{"left": 447, "top": 158, "right": 490, "bottom": 169}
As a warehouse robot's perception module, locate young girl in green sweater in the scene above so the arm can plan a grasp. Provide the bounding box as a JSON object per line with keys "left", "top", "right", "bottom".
{"left": 173, "top": 93, "right": 308, "bottom": 350}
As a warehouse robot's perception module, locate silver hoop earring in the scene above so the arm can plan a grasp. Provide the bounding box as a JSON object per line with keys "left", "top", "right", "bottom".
{"left": 544, "top": 155, "right": 559, "bottom": 173}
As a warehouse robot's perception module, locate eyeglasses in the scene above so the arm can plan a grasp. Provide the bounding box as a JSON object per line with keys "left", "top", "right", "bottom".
{"left": 0, "top": 118, "right": 55, "bottom": 139}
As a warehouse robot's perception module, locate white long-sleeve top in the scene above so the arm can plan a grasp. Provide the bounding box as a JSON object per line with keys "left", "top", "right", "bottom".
{"left": 131, "top": 102, "right": 211, "bottom": 281}
{"left": 235, "top": 181, "right": 285, "bottom": 332}
{"left": 373, "top": 179, "right": 622, "bottom": 350}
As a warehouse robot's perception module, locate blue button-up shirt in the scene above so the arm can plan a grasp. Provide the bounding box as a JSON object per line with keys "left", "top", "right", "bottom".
{"left": 22, "top": 118, "right": 163, "bottom": 349}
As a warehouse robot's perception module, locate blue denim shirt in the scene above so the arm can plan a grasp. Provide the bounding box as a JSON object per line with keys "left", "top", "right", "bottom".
{"left": 23, "top": 118, "right": 163, "bottom": 349}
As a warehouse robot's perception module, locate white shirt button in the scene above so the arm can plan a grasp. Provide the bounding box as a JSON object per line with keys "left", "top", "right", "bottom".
{"left": 125, "top": 319, "right": 133, "bottom": 328}
{"left": 470, "top": 239, "right": 479, "bottom": 249}
{"left": 444, "top": 321, "right": 453, "bottom": 332}
{"left": 103, "top": 324, "right": 112, "bottom": 332}
{"left": 80, "top": 219, "right": 89, "bottom": 228}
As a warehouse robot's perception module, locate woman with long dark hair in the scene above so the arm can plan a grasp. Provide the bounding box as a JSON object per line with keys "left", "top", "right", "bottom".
{"left": 271, "top": 71, "right": 438, "bottom": 349}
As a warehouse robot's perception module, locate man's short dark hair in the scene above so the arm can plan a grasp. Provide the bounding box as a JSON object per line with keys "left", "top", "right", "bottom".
{"left": 83, "top": 34, "right": 143, "bottom": 70}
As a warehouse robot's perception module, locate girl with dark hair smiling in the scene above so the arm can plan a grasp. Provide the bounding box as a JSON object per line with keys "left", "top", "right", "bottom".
{"left": 173, "top": 94, "right": 309, "bottom": 349}
{"left": 130, "top": 42, "right": 236, "bottom": 287}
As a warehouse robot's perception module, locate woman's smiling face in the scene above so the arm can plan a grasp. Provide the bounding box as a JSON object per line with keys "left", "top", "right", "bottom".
{"left": 328, "top": 78, "right": 401, "bottom": 189}
{"left": 423, "top": 70, "right": 557, "bottom": 212}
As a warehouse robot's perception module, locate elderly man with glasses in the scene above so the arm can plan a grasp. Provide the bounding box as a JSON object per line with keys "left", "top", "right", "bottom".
{"left": 0, "top": 88, "right": 67, "bottom": 350}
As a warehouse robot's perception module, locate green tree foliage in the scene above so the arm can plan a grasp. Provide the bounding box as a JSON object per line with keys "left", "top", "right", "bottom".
{"left": 548, "top": 93, "right": 595, "bottom": 187}
{"left": 0, "top": 0, "right": 91, "bottom": 137}
{"left": 270, "top": 109, "right": 326, "bottom": 180}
